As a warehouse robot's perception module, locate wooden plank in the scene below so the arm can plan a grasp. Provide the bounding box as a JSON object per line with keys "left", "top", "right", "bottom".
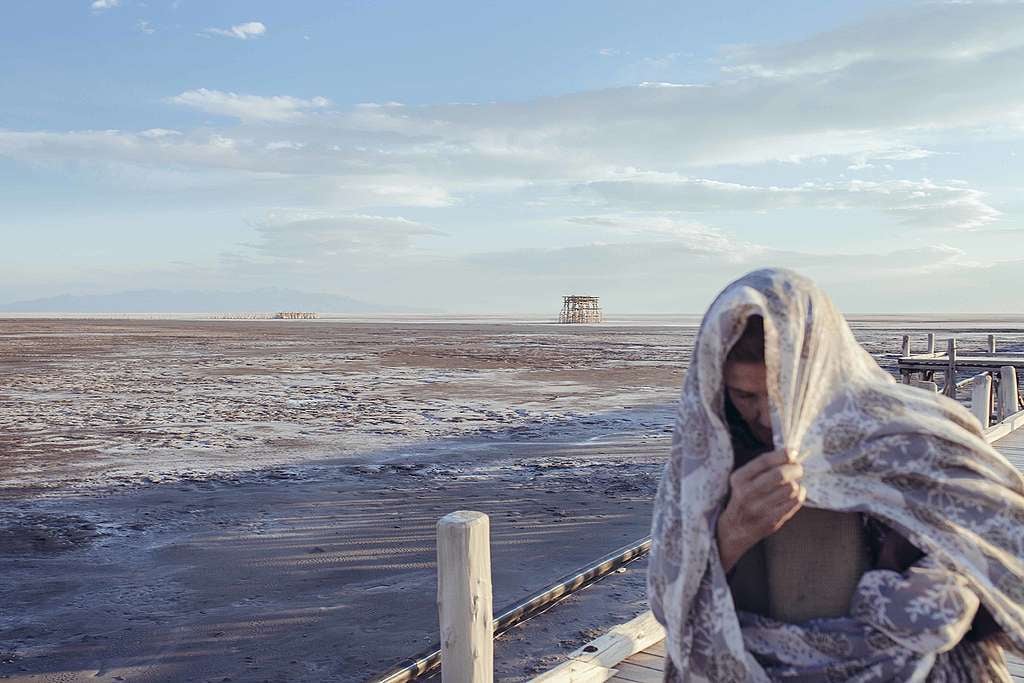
{"left": 898, "top": 356, "right": 1024, "bottom": 371}
{"left": 529, "top": 612, "right": 665, "bottom": 683}
{"left": 972, "top": 373, "right": 993, "bottom": 429}
{"left": 1007, "top": 654, "right": 1024, "bottom": 682}
{"left": 984, "top": 410, "right": 1024, "bottom": 445}
{"left": 610, "top": 663, "right": 663, "bottom": 683}
{"left": 437, "top": 511, "right": 493, "bottom": 683}
{"left": 944, "top": 339, "right": 958, "bottom": 398}
{"left": 903, "top": 352, "right": 946, "bottom": 360}
{"left": 1000, "top": 366, "right": 1020, "bottom": 422}
{"left": 641, "top": 641, "right": 665, "bottom": 658}
{"left": 626, "top": 651, "right": 665, "bottom": 672}
{"left": 539, "top": 665, "right": 618, "bottom": 683}
{"left": 994, "top": 424, "right": 1024, "bottom": 470}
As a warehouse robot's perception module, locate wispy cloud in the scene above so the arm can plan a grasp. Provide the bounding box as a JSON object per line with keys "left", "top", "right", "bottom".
{"left": 584, "top": 174, "right": 1001, "bottom": 231}
{"left": 565, "top": 214, "right": 737, "bottom": 249}
{"left": 136, "top": 20, "right": 155, "bottom": 35}
{"left": 167, "top": 88, "right": 329, "bottom": 122}
{"left": 720, "top": 3, "right": 1024, "bottom": 79}
{"left": 245, "top": 211, "right": 443, "bottom": 261}
{"left": 202, "top": 21, "right": 266, "bottom": 40}
{"left": 90, "top": 0, "right": 120, "bottom": 10}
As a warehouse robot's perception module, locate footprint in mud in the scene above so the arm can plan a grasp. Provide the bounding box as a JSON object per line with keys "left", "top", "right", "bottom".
{"left": 0, "top": 513, "right": 103, "bottom": 554}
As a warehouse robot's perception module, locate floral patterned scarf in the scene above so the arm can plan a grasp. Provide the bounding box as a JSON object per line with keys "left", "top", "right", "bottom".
{"left": 647, "top": 268, "right": 1024, "bottom": 682}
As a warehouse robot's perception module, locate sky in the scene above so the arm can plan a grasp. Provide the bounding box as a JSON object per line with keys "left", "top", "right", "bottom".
{"left": 2, "top": 0, "right": 1024, "bottom": 313}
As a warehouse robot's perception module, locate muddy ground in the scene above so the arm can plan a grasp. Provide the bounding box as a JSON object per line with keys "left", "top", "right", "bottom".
{"left": 1, "top": 318, "right": 1020, "bottom": 682}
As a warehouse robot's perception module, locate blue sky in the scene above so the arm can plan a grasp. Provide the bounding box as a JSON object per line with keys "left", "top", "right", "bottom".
{"left": 2, "top": 0, "right": 1023, "bottom": 312}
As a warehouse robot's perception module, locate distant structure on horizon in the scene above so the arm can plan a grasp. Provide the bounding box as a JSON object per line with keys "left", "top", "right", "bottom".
{"left": 558, "top": 295, "right": 603, "bottom": 324}
{"left": 272, "top": 311, "right": 319, "bottom": 320}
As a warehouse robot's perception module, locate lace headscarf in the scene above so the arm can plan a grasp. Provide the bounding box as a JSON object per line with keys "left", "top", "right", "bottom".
{"left": 647, "top": 268, "right": 1024, "bottom": 682}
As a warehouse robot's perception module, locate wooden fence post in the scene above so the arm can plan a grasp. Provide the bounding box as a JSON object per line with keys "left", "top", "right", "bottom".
{"left": 999, "top": 366, "right": 1020, "bottom": 422}
{"left": 437, "top": 511, "right": 493, "bottom": 683}
{"left": 944, "top": 338, "right": 957, "bottom": 398}
{"left": 926, "top": 333, "right": 935, "bottom": 354}
{"left": 988, "top": 335, "right": 997, "bottom": 354}
{"left": 972, "top": 373, "right": 993, "bottom": 429}
{"left": 902, "top": 335, "right": 911, "bottom": 358}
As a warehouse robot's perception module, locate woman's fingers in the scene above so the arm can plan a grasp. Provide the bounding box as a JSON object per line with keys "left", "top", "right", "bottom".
{"left": 733, "top": 448, "right": 792, "bottom": 484}
{"left": 760, "top": 480, "right": 803, "bottom": 508}
{"left": 762, "top": 488, "right": 806, "bottom": 531}
{"left": 720, "top": 448, "right": 806, "bottom": 544}
{"left": 745, "top": 461, "right": 803, "bottom": 498}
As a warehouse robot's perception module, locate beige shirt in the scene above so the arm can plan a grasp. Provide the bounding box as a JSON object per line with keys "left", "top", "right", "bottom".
{"left": 728, "top": 506, "right": 871, "bottom": 623}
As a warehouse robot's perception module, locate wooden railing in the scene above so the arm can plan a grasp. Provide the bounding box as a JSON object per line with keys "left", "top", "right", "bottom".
{"left": 898, "top": 333, "right": 1024, "bottom": 422}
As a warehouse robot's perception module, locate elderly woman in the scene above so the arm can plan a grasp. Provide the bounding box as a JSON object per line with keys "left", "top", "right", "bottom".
{"left": 648, "top": 269, "right": 1024, "bottom": 682}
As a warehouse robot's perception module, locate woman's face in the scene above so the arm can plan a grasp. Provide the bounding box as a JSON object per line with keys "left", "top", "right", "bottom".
{"left": 724, "top": 360, "right": 773, "bottom": 446}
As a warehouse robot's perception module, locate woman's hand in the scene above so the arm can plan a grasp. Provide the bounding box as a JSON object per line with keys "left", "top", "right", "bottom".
{"left": 717, "top": 448, "right": 806, "bottom": 573}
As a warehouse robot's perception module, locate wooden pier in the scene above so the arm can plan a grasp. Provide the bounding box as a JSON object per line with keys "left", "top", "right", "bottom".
{"left": 897, "top": 333, "right": 1024, "bottom": 405}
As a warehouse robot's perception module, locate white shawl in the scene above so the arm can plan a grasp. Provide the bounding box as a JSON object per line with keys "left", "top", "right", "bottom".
{"left": 648, "top": 268, "right": 1024, "bottom": 682}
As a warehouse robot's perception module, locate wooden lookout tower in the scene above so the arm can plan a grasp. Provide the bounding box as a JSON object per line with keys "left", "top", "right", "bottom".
{"left": 559, "top": 295, "right": 603, "bottom": 324}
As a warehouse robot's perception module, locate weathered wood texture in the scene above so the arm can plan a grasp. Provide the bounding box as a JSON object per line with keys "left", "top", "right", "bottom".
{"left": 437, "top": 511, "right": 493, "bottom": 683}
{"left": 605, "top": 640, "right": 666, "bottom": 683}
{"left": 530, "top": 611, "right": 664, "bottom": 683}
{"left": 1000, "top": 366, "right": 1021, "bottom": 422}
{"left": 973, "top": 373, "right": 994, "bottom": 429}
{"left": 899, "top": 356, "right": 1024, "bottom": 371}
{"left": 945, "top": 339, "right": 958, "bottom": 397}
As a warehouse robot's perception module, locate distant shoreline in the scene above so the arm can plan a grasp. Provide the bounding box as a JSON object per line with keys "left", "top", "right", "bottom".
{"left": 4, "top": 312, "right": 1024, "bottom": 329}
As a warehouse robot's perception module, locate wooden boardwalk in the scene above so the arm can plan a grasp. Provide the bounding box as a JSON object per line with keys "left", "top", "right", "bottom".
{"left": 606, "top": 646, "right": 1024, "bottom": 683}
{"left": 606, "top": 426, "right": 1024, "bottom": 683}
{"left": 898, "top": 354, "right": 1024, "bottom": 373}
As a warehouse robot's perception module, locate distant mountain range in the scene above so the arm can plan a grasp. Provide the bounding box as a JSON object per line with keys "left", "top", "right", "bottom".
{"left": 0, "top": 288, "right": 428, "bottom": 314}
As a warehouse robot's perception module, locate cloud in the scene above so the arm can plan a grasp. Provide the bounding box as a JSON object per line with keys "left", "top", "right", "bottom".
{"left": 90, "top": 0, "right": 120, "bottom": 10}
{"left": 564, "top": 214, "right": 741, "bottom": 250}
{"left": 12, "top": 2, "right": 1024, "bottom": 185}
{"left": 6, "top": 1, "right": 1024, "bottom": 314}
{"left": 0, "top": 128, "right": 247, "bottom": 168}
{"left": 138, "top": 128, "right": 181, "bottom": 139}
{"left": 244, "top": 211, "right": 443, "bottom": 262}
{"left": 167, "top": 88, "right": 330, "bottom": 122}
{"left": 584, "top": 174, "right": 1001, "bottom": 231}
{"left": 265, "top": 140, "right": 305, "bottom": 151}
{"left": 202, "top": 21, "right": 266, "bottom": 40}
{"left": 137, "top": 20, "right": 155, "bottom": 35}
{"left": 640, "top": 52, "right": 684, "bottom": 69}
{"left": 721, "top": 3, "right": 1024, "bottom": 79}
